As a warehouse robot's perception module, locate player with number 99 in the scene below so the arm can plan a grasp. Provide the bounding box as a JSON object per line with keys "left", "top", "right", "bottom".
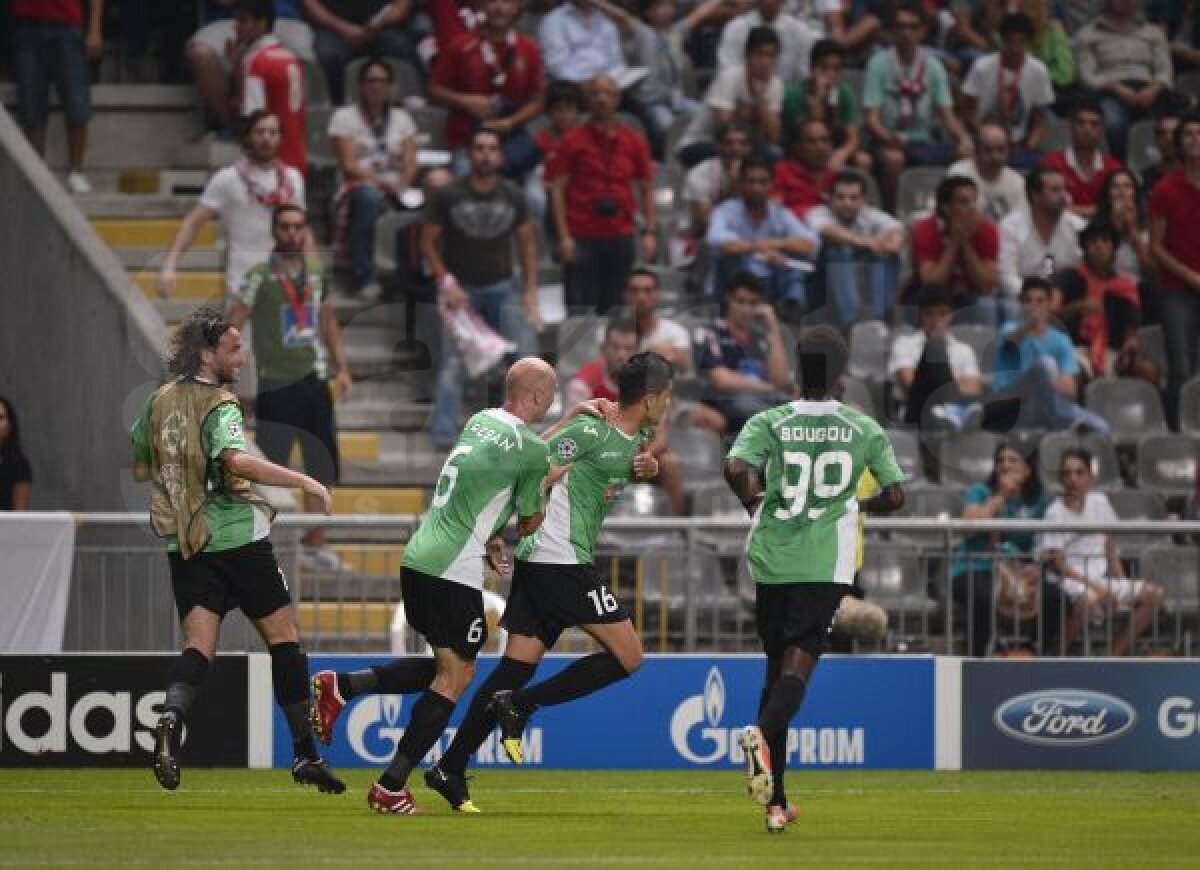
{"left": 723, "top": 326, "right": 906, "bottom": 832}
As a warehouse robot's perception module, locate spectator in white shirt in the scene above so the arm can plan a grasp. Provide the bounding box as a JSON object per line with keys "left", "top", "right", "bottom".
{"left": 1040, "top": 446, "right": 1164, "bottom": 655}
{"left": 158, "top": 110, "right": 306, "bottom": 299}
{"left": 887, "top": 284, "right": 983, "bottom": 426}
{"left": 806, "top": 169, "right": 903, "bottom": 327}
{"left": 961, "top": 13, "right": 1055, "bottom": 170}
{"left": 623, "top": 267, "right": 692, "bottom": 373}
{"left": 998, "top": 166, "right": 1085, "bottom": 300}
{"left": 683, "top": 122, "right": 751, "bottom": 245}
{"left": 329, "top": 58, "right": 418, "bottom": 300}
{"left": 717, "top": 0, "right": 815, "bottom": 86}
{"left": 947, "top": 122, "right": 1027, "bottom": 223}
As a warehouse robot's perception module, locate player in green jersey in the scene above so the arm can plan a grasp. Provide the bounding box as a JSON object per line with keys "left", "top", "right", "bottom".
{"left": 422, "top": 352, "right": 675, "bottom": 812}
{"left": 130, "top": 307, "right": 343, "bottom": 795}
{"left": 310, "top": 357, "right": 611, "bottom": 814}
{"left": 723, "top": 326, "right": 906, "bottom": 833}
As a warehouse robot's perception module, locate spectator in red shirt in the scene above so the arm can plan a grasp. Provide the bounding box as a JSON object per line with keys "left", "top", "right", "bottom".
{"left": 1039, "top": 99, "right": 1123, "bottom": 220}
{"left": 772, "top": 119, "right": 836, "bottom": 221}
{"left": 12, "top": 0, "right": 103, "bottom": 194}
{"left": 427, "top": 0, "right": 485, "bottom": 56}
{"left": 547, "top": 74, "right": 657, "bottom": 314}
{"left": 910, "top": 175, "right": 1001, "bottom": 322}
{"left": 237, "top": 0, "right": 307, "bottom": 173}
{"left": 429, "top": 0, "right": 544, "bottom": 178}
{"left": 1149, "top": 114, "right": 1200, "bottom": 425}
{"left": 527, "top": 81, "right": 585, "bottom": 229}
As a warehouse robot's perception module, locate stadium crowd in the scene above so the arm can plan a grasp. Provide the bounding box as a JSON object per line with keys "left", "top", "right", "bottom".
{"left": 4, "top": 0, "right": 1200, "bottom": 655}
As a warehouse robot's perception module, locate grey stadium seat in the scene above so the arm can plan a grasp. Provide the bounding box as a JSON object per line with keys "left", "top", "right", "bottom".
{"left": 896, "top": 167, "right": 945, "bottom": 220}
{"left": 1085, "top": 377, "right": 1167, "bottom": 445}
{"left": 1125, "top": 120, "right": 1158, "bottom": 180}
{"left": 1135, "top": 434, "right": 1199, "bottom": 493}
{"left": 1180, "top": 376, "right": 1200, "bottom": 437}
{"left": 1038, "top": 430, "right": 1122, "bottom": 493}
{"left": 555, "top": 316, "right": 603, "bottom": 376}
{"left": 859, "top": 544, "right": 936, "bottom": 636}
{"left": 934, "top": 431, "right": 1002, "bottom": 486}
{"left": 885, "top": 427, "right": 923, "bottom": 486}
{"left": 1140, "top": 545, "right": 1200, "bottom": 616}
{"left": 848, "top": 320, "right": 890, "bottom": 380}
{"left": 1107, "top": 489, "right": 1167, "bottom": 559}
{"left": 668, "top": 425, "right": 726, "bottom": 488}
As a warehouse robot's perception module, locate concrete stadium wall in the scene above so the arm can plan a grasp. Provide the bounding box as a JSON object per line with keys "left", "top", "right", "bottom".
{"left": 0, "top": 105, "right": 168, "bottom": 511}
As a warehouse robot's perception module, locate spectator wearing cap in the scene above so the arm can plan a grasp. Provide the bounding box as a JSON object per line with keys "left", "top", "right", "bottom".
{"left": 947, "top": 122, "right": 1027, "bottom": 224}
{"left": 546, "top": 74, "right": 656, "bottom": 314}
{"left": 998, "top": 167, "right": 1085, "bottom": 300}
{"left": 301, "top": 0, "right": 423, "bottom": 106}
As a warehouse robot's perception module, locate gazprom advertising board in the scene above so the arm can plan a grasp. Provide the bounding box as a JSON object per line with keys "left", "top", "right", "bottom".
{"left": 275, "top": 655, "right": 936, "bottom": 770}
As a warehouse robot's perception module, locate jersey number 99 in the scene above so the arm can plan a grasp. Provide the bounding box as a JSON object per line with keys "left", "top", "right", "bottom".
{"left": 775, "top": 450, "right": 853, "bottom": 520}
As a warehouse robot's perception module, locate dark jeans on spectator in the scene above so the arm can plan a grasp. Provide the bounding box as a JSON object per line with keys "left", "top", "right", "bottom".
{"left": 711, "top": 252, "right": 808, "bottom": 307}
{"left": 905, "top": 336, "right": 959, "bottom": 426}
{"left": 13, "top": 20, "right": 92, "bottom": 130}
{"left": 983, "top": 358, "right": 1112, "bottom": 436}
{"left": 824, "top": 243, "right": 899, "bottom": 328}
{"left": 564, "top": 234, "right": 636, "bottom": 314}
{"left": 1160, "top": 290, "right": 1200, "bottom": 425}
{"left": 347, "top": 184, "right": 389, "bottom": 291}
{"left": 314, "top": 26, "right": 422, "bottom": 105}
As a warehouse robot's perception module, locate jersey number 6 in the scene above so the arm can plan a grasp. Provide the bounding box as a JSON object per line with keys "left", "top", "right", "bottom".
{"left": 431, "top": 446, "right": 474, "bottom": 509}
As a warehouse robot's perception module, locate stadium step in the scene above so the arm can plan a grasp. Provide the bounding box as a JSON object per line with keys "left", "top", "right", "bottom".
{"left": 331, "top": 543, "right": 405, "bottom": 575}
{"left": 294, "top": 486, "right": 425, "bottom": 515}
{"left": 76, "top": 193, "right": 198, "bottom": 219}
{"left": 134, "top": 270, "right": 222, "bottom": 299}
{"left": 296, "top": 600, "right": 394, "bottom": 636}
{"left": 93, "top": 218, "right": 217, "bottom": 249}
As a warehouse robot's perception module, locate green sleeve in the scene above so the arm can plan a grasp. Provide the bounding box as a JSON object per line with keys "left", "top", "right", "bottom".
{"left": 129, "top": 393, "right": 155, "bottom": 465}
{"left": 203, "top": 403, "right": 248, "bottom": 460}
{"left": 864, "top": 425, "right": 905, "bottom": 489}
{"left": 726, "top": 411, "right": 773, "bottom": 470}
{"left": 861, "top": 55, "right": 885, "bottom": 110}
{"left": 929, "top": 60, "right": 953, "bottom": 109}
{"left": 781, "top": 83, "right": 804, "bottom": 144}
{"left": 545, "top": 416, "right": 607, "bottom": 467}
{"left": 838, "top": 83, "right": 860, "bottom": 125}
{"left": 514, "top": 440, "right": 550, "bottom": 518}
{"left": 1039, "top": 28, "right": 1075, "bottom": 88}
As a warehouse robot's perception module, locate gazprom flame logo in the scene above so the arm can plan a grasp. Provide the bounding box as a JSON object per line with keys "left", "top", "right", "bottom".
{"left": 347, "top": 695, "right": 406, "bottom": 764}
{"left": 670, "top": 667, "right": 729, "bottom": 763}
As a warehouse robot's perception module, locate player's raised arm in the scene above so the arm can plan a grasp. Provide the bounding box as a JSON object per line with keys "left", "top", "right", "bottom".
{"left": 220, "top": 449, "right": 332, "bottom": 514}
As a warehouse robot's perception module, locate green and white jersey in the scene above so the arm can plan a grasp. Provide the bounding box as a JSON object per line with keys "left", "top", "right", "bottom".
{"left": 516, "top": 416, "right": 647, "bottom": 565}
{"left": 403, "top": 409, "right": 550, "bottom": 589}
{"left": 728, "top": 399, "right": 903, "bottom": 585}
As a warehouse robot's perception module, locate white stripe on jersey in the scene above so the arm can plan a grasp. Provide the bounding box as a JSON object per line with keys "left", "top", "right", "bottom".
{"left": 525, "top": 470, "right": 579, "bottom": 564}
{"left": 832, "top": 507, "right": 857, "bottom": 585}
{"left": 441, "top": 486, "right": 514, "bottom": 589}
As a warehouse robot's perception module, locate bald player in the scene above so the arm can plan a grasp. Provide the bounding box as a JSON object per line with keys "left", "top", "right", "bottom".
{"left": 311, "top": 357, "right": 609, "bottom": 814}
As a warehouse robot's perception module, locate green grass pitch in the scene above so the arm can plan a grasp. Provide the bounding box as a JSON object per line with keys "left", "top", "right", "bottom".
{"left": 1, "top": 769, "right": 1197, "bottom": 868}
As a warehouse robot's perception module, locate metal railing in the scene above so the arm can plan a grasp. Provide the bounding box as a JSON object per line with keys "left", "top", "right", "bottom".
{"left": 64, "top": 514, "right": 1200, "bottom": 656}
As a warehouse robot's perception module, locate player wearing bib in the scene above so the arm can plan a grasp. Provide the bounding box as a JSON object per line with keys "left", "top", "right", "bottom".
{"left": 723, "top": 326, "right": 905, "bottom": 832}
{"left": 309, "top": 358, "right": 607, "bottom": 815}
{"left": 423, "top": 352, "right": 675, "bottom": 812}
{"left": 131, "top": 308, "right": 342, "bottom": 796}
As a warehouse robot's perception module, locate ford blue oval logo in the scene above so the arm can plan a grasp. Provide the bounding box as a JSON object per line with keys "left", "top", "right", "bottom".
{"left": 994, "top": 689, "right": 1137, "bottom": 746}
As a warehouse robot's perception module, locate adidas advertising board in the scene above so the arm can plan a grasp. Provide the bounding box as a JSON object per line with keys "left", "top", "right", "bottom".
{"left": 0, "top": 656, "right": 248, "bottom": 767}
{"left": 281, "top": 655, "right": 936, "bottom": 769}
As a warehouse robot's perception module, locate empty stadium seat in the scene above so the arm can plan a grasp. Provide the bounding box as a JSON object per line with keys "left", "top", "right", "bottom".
{"left": 1135, "top": 434, "right": 1199, "bottom": 493}
{"left": 896, "top": 167, "right": 945, "bottom": 220}
{"left": 1140, "top": 545, "right": 1200, "bottom": 615}
{"left": 948, "top": 322, "right": 997, "bottom": 376}
{"left": 1038, "top": 430, "right": 1122, "bottom": 493}
{"left": 1180, "top": 376, "right": 1200, "bottom": 437}
{"left": 668, "top": 425, "right": 726, "bottom": 488}
{"left": 1126, "top": 120, "right": 1158, "bottom": 180}
{"left": 598, "top": 484, "right": 680, "bottom": 551}
{"left": 555, "top": 316, "right": 603, "bottom": 375}
{"left": 343, "top": 57, "right": 422, "bottom": 105}
{"left": 304, "top": 59, "right": 331, "bottom": 109}
{"left": 842, "top": 375, "right": 881, "bottom": 420}
{"left": 848, "top": 320, "right": 889, "bottom": 380}
{"left": 934, "top": 431, "right": 1002, "bottom": 486}
{"left": 885, "top": 427, "right": 923, "bottom": 486}
{"left": 373, "top": 210, "right": 421, "bottom": 281}
{"left": 1085, "top": 377, "right": 1167, "bottom": 445}
{"left": 691, "top": 481, "right": 745, "bottom": 517}
{"left": 305, "top": 105, "right": 336, "bottom": 173}
{"left": 859, "top": 544, "right": 936, "bottom": 625}
{"left": 1107, "top": 489, "right": 1167, "bottom": 559}
{"left": 410, "top": 105, "right": 449, "bottom": 150}
{"left": 1039, "top": 115, "right": 1070, "bottom": 153}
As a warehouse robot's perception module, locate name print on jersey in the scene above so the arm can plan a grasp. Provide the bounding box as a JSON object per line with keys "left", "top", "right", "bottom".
{"left": 467, "top": 420, "right": 519, "bottom": 452}
{"left": 779, "top": 426, "right": 855, "bottom": 443}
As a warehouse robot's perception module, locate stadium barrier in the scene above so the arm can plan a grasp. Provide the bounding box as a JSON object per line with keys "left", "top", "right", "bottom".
{"left": 48, "top": 514, "right": 1200, "bottom": 656}
{"left": 4, "top": 653, "right": 1198, "bottom": 770}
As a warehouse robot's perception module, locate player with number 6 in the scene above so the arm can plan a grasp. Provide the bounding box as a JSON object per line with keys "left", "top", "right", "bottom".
{"left": 309, "top": 357, "right": 609, "bottom": 815}
{"left": 723, "top": 326, "right": 906, "bottom": 832}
